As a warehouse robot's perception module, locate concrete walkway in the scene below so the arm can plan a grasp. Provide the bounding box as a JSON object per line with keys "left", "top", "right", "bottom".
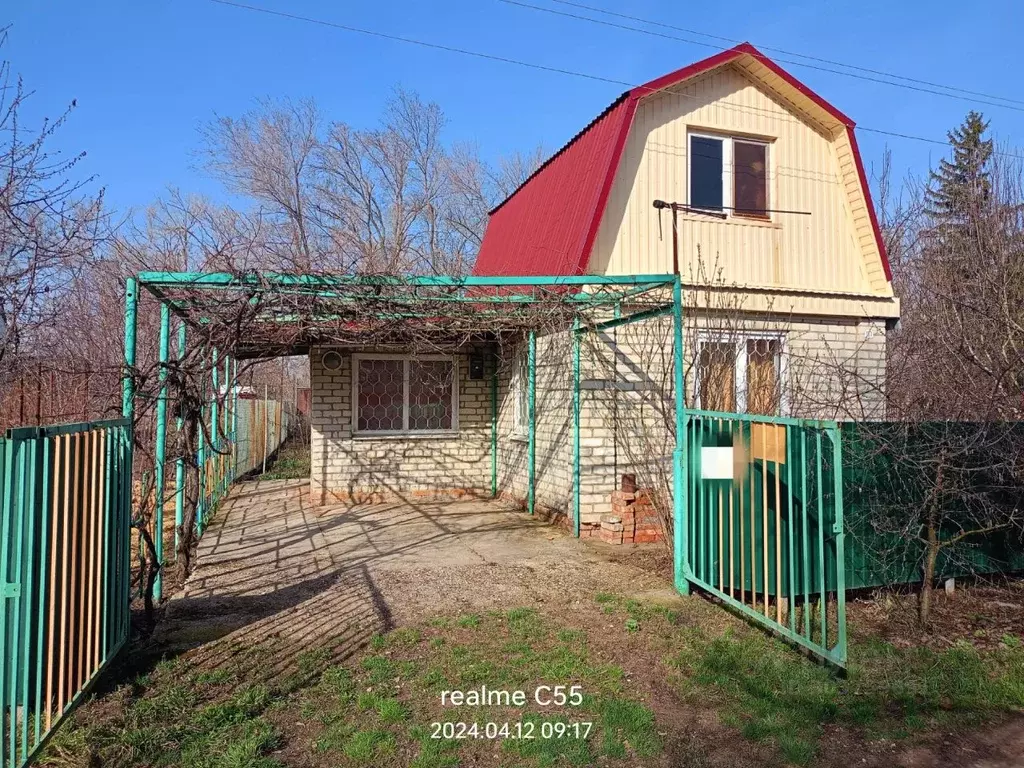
{"left": 156, "top": 480, "right": 668, "bottom": 676}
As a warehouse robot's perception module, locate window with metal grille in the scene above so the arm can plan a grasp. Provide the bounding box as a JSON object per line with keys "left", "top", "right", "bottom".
{"left": 353, "top": 355, "right": 456, "bottom": 434}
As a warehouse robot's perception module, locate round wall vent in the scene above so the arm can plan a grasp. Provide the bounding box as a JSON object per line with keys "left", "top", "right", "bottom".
{"left": 321, "top": 350, "right": 343, "bottom": 371}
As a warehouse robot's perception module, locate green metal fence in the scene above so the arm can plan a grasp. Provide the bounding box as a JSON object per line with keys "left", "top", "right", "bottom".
{"left": 0, "top": 419, "right": 132, "bottom": 768}
{"left": 682, "top": 409, "right": 847, "bottom": 667}
{"left": 842, "top": 421, "right": 1024, "bottom": 589}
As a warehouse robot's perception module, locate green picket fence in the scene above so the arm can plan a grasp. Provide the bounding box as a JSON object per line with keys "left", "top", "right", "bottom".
{"left": 0, "top": 419, "right": 132, "bottom": 768}
{"left": 683, "top": 410, "right": 847, "bottom": 666}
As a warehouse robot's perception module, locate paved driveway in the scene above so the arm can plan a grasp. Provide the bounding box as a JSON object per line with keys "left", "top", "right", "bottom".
{"left": 156, "top": 480, "right": 669, "bottom": 674}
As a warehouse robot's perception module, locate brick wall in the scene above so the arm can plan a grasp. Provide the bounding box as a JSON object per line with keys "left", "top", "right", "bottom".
{"left": 493, "top": 313, "right": 890, "bottom": 523}
{"left": 309, "top": 346, "right": 492, "bottom": 504}
{"left": 308, "top": 314, "right": 888, "bottom": 515}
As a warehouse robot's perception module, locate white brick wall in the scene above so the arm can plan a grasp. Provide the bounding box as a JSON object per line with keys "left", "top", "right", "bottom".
{"left": 308, "top": 314, "right": 888, "bottom": 515}
{"left": 309, "top": 346, "right": 492, "bottom": 503}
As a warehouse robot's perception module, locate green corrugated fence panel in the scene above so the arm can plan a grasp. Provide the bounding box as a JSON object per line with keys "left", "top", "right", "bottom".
{"left": 841, "top": 421, "right": 1024, "bottom": 590}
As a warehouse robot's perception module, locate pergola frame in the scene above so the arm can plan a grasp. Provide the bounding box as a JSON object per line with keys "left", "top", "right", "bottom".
{"left": 123, "top": 272, "right": 691, "bottom": 597}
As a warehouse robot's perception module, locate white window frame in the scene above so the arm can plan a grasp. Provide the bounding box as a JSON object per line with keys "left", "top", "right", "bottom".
{"left": 351, "top": 353, "right": 459, "bottom": 436}
{"left": 688, "top": 132, "right": 771, "bottom": 220}
{"left": 510, "top": 346, "right": 529, "bottom": 439}
{"left": 694, "top": 331, "right": 788, "bottom": 416}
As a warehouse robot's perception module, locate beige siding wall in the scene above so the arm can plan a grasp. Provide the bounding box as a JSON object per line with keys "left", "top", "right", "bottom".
{"left": 309, "top": 347, "right": 492, "bottom": 503}
{"left": 590, "top": 64, "right": 888, "bottom": 303}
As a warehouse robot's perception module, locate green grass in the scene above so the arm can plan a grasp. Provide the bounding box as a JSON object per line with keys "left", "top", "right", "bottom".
{"left": 257, "top": 443, "right": 311, "bottom": 480}
{"left": 43, "top": 591, "right": 1024, "bottom": 768}
{"left": 663, "top": 615, "right": 1024, "bottom": 765}
{"left": 297, "top": 608, "right": 663, "bottom": 767}
{"left": 45, "top": 664, "right": 284, "bottom": 768}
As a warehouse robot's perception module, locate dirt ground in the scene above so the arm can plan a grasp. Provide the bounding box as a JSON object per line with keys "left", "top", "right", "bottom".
{"left": 78, "top": 479, "right": 1024, "bottom": 768}
{"left": 153, "top": 479, "right": 670, "bottom": 672}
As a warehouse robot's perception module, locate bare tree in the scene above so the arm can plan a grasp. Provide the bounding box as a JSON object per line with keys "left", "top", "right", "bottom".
{"left": 854, "top": 133, "right": 1024, "bottom": 624}
{"left": 0, "top": 27, "right": 107, "bottom": 371}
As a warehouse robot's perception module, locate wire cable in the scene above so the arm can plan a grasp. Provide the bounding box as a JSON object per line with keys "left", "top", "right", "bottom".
{"left": 543, "top": 0, "right": 1024, "bottom": 108}
{"left": 501, "top": 0, "right": 1024, "bottom": 114}
{"left": 206, "top": 0, "right": 1023, "bottom": 159}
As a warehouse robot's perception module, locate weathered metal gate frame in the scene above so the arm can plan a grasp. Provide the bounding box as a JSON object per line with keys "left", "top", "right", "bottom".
{"left": 681, "top": 409, "right": 848, "bottom": 667}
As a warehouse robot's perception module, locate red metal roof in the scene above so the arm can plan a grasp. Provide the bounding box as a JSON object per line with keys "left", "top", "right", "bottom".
{"left": 473, "top": 42, "right": 892, "bottom": 282}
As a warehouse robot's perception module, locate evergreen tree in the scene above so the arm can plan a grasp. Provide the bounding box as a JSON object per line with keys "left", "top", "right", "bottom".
{"left": 925, "top": 111, "right": 993, "bottom": 225}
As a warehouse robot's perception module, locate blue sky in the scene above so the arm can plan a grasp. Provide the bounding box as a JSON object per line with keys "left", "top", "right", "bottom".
{"left": 7, "top": 0, "right": 1024, "bottom": 215}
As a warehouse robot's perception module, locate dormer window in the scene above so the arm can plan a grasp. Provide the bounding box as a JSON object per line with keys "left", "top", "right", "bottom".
{"left": 688, "top": 133, "right": 770, "bottom": 218}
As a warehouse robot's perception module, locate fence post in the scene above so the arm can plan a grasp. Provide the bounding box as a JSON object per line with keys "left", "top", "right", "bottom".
{"left": 262, "top": 384, "right": 269, "bottom": 475}
{"left": 830, "top": 427, "right": 847, "bottom": 664}
{"left": 153, "top": 302, "right": 170, "bottom": 601}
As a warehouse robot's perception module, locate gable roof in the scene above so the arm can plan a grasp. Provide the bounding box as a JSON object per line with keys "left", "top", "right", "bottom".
{"left": 473, "top": 42, "right": 892, "bottom": 283}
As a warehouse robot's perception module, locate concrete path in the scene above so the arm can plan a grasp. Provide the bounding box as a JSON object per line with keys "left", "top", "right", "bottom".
{"left": 156, "top": 480, "right": 668, "bottom": 675}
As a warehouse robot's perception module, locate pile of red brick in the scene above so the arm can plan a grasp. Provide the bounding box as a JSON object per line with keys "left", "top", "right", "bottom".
{"left": 601, "top": 490, "right": 664, "bottom": 545}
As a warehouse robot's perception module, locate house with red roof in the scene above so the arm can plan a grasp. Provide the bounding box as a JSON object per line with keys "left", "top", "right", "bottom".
{"left": 307, "top": 44, "right": 898, "bottom": 529}
{"left": 473, "top": 43, "right": 900, "bottom": 524}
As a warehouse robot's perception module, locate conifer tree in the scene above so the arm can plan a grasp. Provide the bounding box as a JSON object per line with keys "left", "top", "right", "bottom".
{"left": 925, "top": 111, "right": 993, "bottom": 226}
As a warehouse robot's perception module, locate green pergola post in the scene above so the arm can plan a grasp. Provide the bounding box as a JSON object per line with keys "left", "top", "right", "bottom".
{"left": 153, "top": 302, "right": 170, "bottom": 601}
{"left": 196, "top": 352, "right": 207, "bottom": 534}
{"left": 671, "top": 276, "right": 689, "bottom": 596}
{"left": 572, "top": 320, "right": 581, "bottom": 538}
{"left": 221, "top": 353, "right": 230, "bottom": 496}
{"left": 174, "top": 322, "right": 186, "bottom": 558}
{"left": 211, "top": 347, "right": 219, "bottom": 452}
{"left": 527, "top": 330, "right": 537, "bottom": 516}
{"left": 122, "top": 278, "right": 138, "bottom": 420}
{"left": 230, "top": 356, "right": 239, "bottom": 482}
{"left": 122, "top": 277, "right": 138, "bottom": 614}
{"left": 490, "top": 352, "right": 498, "bottom": 498}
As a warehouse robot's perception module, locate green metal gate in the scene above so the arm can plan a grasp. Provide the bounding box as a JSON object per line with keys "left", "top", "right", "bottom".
{"left": 1, "top": 419, "right": 133, "bottom": 768}
{"left": 681, "top": 409, "right": 847, "bottom": 667}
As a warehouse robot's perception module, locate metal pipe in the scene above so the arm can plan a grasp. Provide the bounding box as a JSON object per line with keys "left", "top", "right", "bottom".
{"left": 153, "top": 303, "right": 170, "bottom": 601}
{"left": 490, "top": 353, "right": 498, "bottom": 498}
{"left": 527, "top": 330, "right": 536, "bottom": 516}
{"left": 572, "top": 320, "right": 581, "bottom": 538}
{"left": 121, "top": 278, "right": 138, "bottom": 421}
{"left": 672, "top": 275, "right": 689, "bottom": 595}
{"left": 174, "top": 323, "right": 186, "bottom": 558}
{"left": 262, "top": 383, "right": 269, "bottom": 475}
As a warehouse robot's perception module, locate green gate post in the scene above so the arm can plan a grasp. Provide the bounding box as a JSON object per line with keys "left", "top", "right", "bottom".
{"left": 490, "top": 352, "right": 498, "bottom": 498}
{"left": 830, "top": 428, "right": 847, "bottom": 664}
{"left": 527, "top": 330, "right": 537, "bottom": 516}
{"left": 174, "top": 323, "right": 186, "bottom": 558}
{"left": 572, "top": 320, "right": 581, "bottom": 538}
{"left": 672, "top": 276, "right": 689, "bottom": 595}
{"left": 153, "top": 302, "right": 170, "bottom": 601}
